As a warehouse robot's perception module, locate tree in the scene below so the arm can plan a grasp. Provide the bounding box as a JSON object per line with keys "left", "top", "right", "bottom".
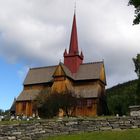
{"left": 33, "top": 92, "right": 50, "bottom": 118}
{"left": 107, "top": 93, "right": 135, "bottom": 115}
{"left": 34, "top": 90, "right": 77, "bottom": 118}
{"left": 107, "top": 80, "right": 137, "bottom": 115}
{"left": 128, "top": 0, "right": 140, "bottom": 24}
{"left": 133, "top": 54, "right": 140, "bottom": 78}
{"left": 133, "top": 54, "right": 140, "bottom": 104}
{"left": 56, "top": 91, "right": 77, "bottom": 117}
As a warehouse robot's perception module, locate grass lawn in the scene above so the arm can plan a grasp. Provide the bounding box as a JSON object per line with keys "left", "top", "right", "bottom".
{"left": 40, "top": 129, "right": 140, "bottom": 140}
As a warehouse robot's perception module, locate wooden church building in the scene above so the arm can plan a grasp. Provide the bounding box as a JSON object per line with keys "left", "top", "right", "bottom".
{"left": 15, "top": 13, "right": 107, "bottom": 117}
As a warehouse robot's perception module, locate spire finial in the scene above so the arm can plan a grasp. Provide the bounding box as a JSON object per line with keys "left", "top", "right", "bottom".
{"left": 74, "top": 0, "right": 76, "bottom": 14}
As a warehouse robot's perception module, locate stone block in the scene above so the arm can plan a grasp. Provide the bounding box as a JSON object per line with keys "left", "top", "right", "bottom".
{"left": 65, "top": 121, "right": 78, "bottom": 126}
{"left": 131, "top": 125, "right": 138, "bottom": 129}
{"left": 100, "top": 127, "right": 112, "bottom": 131}
{"left": 8, "top": 136, "right": 16, "bottom": 140}
{"left": 110, "top": 124, "right": 119, "bottom": 129}
{"left": 12, "top": 132, "right": 22, "bottom": 135}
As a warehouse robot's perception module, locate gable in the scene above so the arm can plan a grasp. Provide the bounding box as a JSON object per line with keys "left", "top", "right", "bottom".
{"left": 53, "top": 63, "right": 66, "bottom": 77}
{"left": 51, "top": 78, "right": 73, "bottom": 93}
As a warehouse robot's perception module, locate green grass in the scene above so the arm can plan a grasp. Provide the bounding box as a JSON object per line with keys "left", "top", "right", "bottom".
{"left": 40, "top": 129, "right": 140, "bottom": 140}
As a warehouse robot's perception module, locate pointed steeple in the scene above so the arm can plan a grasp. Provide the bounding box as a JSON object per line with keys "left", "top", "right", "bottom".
{"left": 69, "top": 13, "right": 79, "bottom": 54}
{"left": 63, "top": 12, "right": 84, "bottom": 73}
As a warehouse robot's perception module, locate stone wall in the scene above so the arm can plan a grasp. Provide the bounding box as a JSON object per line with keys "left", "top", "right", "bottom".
{"left": 1, "top": 116, "right": 140, "bottom": 140}
{"left": 129, "top": 105, "right": 140, "bottom": 116}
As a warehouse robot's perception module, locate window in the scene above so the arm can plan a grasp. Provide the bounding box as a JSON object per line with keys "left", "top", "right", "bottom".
{"left": 87, "top": 99, "right": 93, "bottom": 108}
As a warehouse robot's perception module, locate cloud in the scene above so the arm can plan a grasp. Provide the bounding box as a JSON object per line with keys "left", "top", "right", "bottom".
{"left": 0, "top": 0, "right": 69, "bottom": 65}
{"left": 77, "top": 0, "right": 140, "bottom": 87}
{"left": 0, "top": 0, "right": 140, "bottom": 87}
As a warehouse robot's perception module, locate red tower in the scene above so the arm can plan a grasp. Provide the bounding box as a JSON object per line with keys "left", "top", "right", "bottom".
{"left": 64, "top": 13, "right": 84, "bottom": 73}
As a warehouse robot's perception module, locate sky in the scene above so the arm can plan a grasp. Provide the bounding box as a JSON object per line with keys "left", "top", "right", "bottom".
{"left": 0, "top": 0, "right": 140, "bottom": 110}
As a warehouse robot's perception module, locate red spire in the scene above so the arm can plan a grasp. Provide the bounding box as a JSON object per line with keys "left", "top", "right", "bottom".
{"left": 69, "top": 13, "right": 79, "bottom": 54}
{"left": 63, "top": 12, "right": 84, "bottom": 73}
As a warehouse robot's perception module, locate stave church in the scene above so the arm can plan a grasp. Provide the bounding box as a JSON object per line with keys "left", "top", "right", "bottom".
{"left": 14, "top": 12, "right": 107, "bottom": 117}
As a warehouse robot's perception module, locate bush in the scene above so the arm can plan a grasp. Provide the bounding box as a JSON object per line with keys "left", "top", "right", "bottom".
{"left": 34, "top": 91, "right": 77, "bottom": 118}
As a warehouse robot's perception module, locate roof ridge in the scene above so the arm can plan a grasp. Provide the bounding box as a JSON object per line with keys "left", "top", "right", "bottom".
{"left": 30, "top": 65, "right": 58, "bottom": 70}
{"left": 81, "top": 61, "right": 104, "bottom": 65}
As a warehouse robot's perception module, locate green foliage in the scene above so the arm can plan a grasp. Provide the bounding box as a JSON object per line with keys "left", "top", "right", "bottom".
{"left": 128, "top": 0, "right": 140, "bottom": 24}
{"left": 33, "top": 92, "right": 52, "bottom": 118}
{"left": 133, "top": 54, "right": 140, "bottom": 78}
{"left": 129, "top": 0, "right": 140, "bottom": 8}
{"left": 56, "top": 91, "right": 77, "bottom": 117}
{"left": 133, "top": 54, "right": 140, "bottom": 104}
{"left": 34, "top": 91, "right": 77, "bottom": 118}
{"left": 107, "top": 80, "right": 138, "bottom": 115}
{"left": 40, "top": 129, "right": 140, "bottom": 140}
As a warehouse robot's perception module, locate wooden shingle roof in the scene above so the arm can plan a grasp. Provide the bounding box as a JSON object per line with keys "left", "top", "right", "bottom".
{"left": 23, "top": 61, "right": 106, "bottom": 85}
{"left": 75, "top": 62, "right": 105, "bottom": 81}
{"left": 24, "top": 66, "right": 56, "bottom": 85}
{"left": 17, "top": 89, "right": 41, "bottom": 101}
